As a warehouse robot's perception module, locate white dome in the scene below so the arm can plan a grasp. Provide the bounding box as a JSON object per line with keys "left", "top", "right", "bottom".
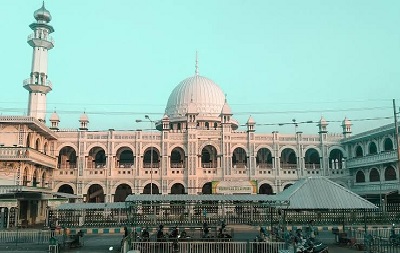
{"left": 49, "top": 111, "right": 59, "bottom": 122}
{"left": 79, "top": 112, "right": 89, "bottom": 122}
{"left": 165, "top": 75, "right": 226, "bottom": 119}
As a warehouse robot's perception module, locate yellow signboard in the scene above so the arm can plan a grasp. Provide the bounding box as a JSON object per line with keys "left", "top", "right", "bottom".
{"left": 212, "top": 180, "right": 257, "bottom": 194}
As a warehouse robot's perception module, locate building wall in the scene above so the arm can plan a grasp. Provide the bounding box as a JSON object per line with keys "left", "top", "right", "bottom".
{"left": 51, "top": 127, "right": 346, "bottom": 202}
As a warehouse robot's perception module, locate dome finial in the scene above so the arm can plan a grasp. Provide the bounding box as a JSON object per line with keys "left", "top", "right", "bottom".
{"left": 195, "top": 51, "right": 199, "bottom": 76}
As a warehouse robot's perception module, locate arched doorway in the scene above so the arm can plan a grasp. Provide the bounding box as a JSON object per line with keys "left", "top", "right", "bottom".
{"left": 58, "top": 184, "right": 74, "bottom": 194}
{"left": 87, "top": 184, "right": 104, "bottom": 203}
{"left": 143, "top": 183, "right": 160, "bottom": 194}
{"left": 170, "top": 183, "right": 186, "bottom": 215}
{"left": 114, "top": 184, "right": 132, "bottom": 202}
{"left": 259, "top": 183, "right": 274, "bottom": 194}
{"left": 171, "top": 183, "right": 185, "bottom": 194}
{"left": 202, "top": 182, "right": 212, "bottom": 194}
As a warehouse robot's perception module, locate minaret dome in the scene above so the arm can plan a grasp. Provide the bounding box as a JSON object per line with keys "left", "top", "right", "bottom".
{"left": 34, "top": 2, "right": 52, "bottom": 23}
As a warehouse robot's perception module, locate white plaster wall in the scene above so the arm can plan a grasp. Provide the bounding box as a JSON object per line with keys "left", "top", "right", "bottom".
{"left": 31, "top": 47, "right": 48, "bottom": 73}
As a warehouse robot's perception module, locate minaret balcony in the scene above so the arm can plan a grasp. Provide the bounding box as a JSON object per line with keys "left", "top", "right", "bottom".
{"left": 23, "top": 78, "right": 52, "bottom": 93}
{"left": 27, "top": 33, "right": 54, "bottom": 49}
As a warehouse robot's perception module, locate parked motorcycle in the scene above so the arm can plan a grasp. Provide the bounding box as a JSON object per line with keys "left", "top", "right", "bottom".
{"left": 390, "top": 224, "right": 400, "bottom": 246}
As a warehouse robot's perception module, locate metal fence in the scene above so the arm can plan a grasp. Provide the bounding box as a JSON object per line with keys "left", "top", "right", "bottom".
{"left": 363, "top": 235, "right": 400, "bottom": 253}
{"left": 0, "top": 229, "right": 52, "bottom": 244}
{"left": 122, "top": 241, "right": 287, "bottom": 253}
{"left": 52, "top": 202, "right": 400, "bottom": 228}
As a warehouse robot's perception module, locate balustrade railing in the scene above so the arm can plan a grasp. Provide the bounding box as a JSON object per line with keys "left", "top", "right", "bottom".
{"left": 0, "top": 147, "right": 56, "bottom": 167}
{"left": 143, "top": 162, "right": 159, "bottom": 168}
{"left": 232, "top": 163, "right": 246, "bottom": 168}
{"left": 280, "top": 164, "right": 297, "bottom": 169}
{"left": 27, "top": 33, "right": 54, "bottom": 44}
{"left": 170, "top": 162, "right": 184, "bottom": 168}
{"left": 202, "top": 163, "right": 216, "bottom": 168}
{"left": 57, "top": 163, "right": 77, "bottom": 169}
{"left": 118, "top": 163, "right": 134, "bottom": 168}
{"left": 23, "top": 78, "right": 52, "bottom": 88}
{"left": 346, "top": 150, "right": 397, "bottom": 168}
{"left": 304, "top": 163, "right": 321, "bottom": 169}
{"left": 256, "top": 163, "right": 273, "bottom": 169}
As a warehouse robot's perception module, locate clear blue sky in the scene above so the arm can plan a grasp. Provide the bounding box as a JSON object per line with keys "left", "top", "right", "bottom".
{"left": 1, "top": 0, "right": 400, "bottom": 134}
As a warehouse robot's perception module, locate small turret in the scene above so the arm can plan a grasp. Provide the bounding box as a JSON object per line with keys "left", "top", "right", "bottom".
{"left": 220, "top": 96, "right": 232, "bottom": 124}
{"left": 318, "top": 116, "right": 328, "bottom": 133}
{"left": 246, "top": 115, "right": 255, "bottom": 132}
{"left": 342, "top": 117, "right": 352, "bottom": 137}
{"left": 49, "top": 111, "right": 59, "bottom": 130}
{"left": 79, "top": 112, "right": 89, "bottom": 130}
{"left": 162, "top": 114, "right": 170, "bottom": 131}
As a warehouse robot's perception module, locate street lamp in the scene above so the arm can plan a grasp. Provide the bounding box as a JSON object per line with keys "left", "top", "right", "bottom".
{"left": 136, "top": 115, "right": 154, "bottom": 195}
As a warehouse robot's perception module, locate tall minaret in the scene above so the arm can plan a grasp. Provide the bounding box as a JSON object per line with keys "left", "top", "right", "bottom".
{"left": 23, "top": 2, "right": 55, "bottom": 122}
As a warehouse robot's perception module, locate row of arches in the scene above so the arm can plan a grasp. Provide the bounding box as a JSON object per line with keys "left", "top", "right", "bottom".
{"left": 57, "top": 182, "right": 293, "bottom": 203}
{"left": 353, "top": 137, "right": 394, "bottom": 158}
{"left": 58, "top": 145, "right": 344, "bottom": 170}
{"left": 17, "top": 167, "right": 48, "bottom": 187}
{"left": 26, "top": 133, "right": 50, "bottom": 155}
{"left": 355, "top": 166, "right": 397, "bottom": 183}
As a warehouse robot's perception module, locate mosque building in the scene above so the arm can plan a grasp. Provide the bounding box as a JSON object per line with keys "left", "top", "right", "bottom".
{"left": 0, "top": 3, "right": 398, "bottom": 228}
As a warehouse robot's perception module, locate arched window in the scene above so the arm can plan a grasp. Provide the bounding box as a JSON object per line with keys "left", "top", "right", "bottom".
{"left": 355, "top": 171, "right": 365, "bottom": 183}
{"left": 369, "top": 168, "right": 380, "bottom": 182}
{"left": 170, "top": 147, "right": 185, "bottom": 168}
{"left": 35, "top": 139, "right": 40, "bottom": 151}
{"left": 232, "top": 147, "right": 247, "bottom": 167}
{"left": 329, "top": 149, "right": 344, "bottom": 169}
{"left": 280, "top": 148, "right": 297, "bottom": 169}
{"left": 43, "top": 142, "right": 48, "bottom": 155}
{"left": 368, "top": 142, "right": 377, "bottom": 155}
{"left": 58, "top": 146, "right": 77, "bottom": 169}
{"left": 355, "top": 146, "right": 363, "bottom": 157}
{"left": 304, "top": 148, "right": 320, "bottom": 169}
{"left": 384, "top": 166, "right": 397, "bottom": 181}
{"left": 384, "top": 138, "right": 393, "bottom": 151}
{"left": 256, "top": 148, "right": 273, "bottom": 168}
{"left": 201, "top": 145, "right": 217, "bottom": 168}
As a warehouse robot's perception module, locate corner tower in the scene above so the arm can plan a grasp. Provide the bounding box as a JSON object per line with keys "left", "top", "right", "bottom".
{"left": 23, "top": 2, "right": 55, "bottom": 122}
